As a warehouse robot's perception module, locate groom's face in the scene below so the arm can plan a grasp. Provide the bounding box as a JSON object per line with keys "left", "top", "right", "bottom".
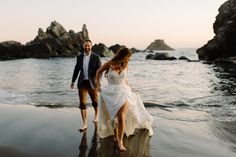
{"left": 83, "top": 41, "right": 92, "bottom": 55}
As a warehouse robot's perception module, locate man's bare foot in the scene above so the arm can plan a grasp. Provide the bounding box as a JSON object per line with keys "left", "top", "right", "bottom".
{"left": 79, "top": 124, "right": 87, "bottom": 132}
{"left": 118, "top": 143, "right": 126, "bottom": 151}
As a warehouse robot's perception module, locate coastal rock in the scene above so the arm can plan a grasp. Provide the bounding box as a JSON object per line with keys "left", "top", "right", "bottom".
{"left": 178, "top": 56, "right": 190, "bottom": 61}
{"left": 215, "top": 57, "right": 236, "bottom": 67}
{"left": 197, "top": 0, "right": 236, "bottom": 61}
{"left": 24, "top": 42, "right": 53, "bottom": 58}
{"left": 108, "top": 44, "right": 140, "bottom": 54}
{"left": 0, "top": 21, "right": 141, "bottom": 60}
{"left": 0, "top": 21, "right": 90, "bottom": 60}
{"left": 146, "top": 52, "right": 177, "bottom": 60}
{"left": 28, "top": 21, "right": 88, "bottom": 57}
{"left": 36, "top": 28, "right": 48, "bottom": 40}
{"left": 92, "top": 43, "right": 115, "bottom": 57}
{"left": 146, "top": 39, "right": 174, "bottom": 51}
{"left": 130, "top": 47, "right": 141, "bottom": 53}
{"left": 0, "top": 41, "right": 24, "bottom": 60}
{"left": 109, "top": 44, "right": 125, "bottom": 54}
{"left": 46, "top": 21, "right": 68, "bottom": 38}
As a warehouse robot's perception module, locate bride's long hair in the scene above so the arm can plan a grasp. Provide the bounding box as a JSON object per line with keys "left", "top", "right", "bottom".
{"left": 105, "top": 47, "right": 132, "bottom": 76}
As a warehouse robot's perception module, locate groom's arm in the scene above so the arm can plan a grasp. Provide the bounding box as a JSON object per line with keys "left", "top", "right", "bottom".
{"left": 71, "top": 57, "right": 81, "bottom": 88}
{"left": 96, "top": 55, "right": 102, "bottom": 70}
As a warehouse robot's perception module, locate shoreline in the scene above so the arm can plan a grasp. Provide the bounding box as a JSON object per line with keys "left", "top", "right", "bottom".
{"left": 0, "top": 104, "right": 235, "bottom": 157}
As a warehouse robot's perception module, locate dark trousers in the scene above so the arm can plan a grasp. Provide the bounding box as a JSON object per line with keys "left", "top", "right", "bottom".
{"left": 78, "top": 80, "right": 98, "bottom": 109}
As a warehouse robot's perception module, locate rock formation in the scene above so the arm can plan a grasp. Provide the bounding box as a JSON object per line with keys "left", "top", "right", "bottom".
{"left": 130, "top": 47, "right": 141, "bottom": 53}
{"left": 146, "top": 39, "right": 174, "bottom": 51}
{"left": 197, "top": 0, "right": 236, "bottom": 61}
{"left": 27, "top": 21, "right": 89, "bottom": 57}
{"left": 0, "top": 41, "right": 24, "bottom": 60}
{"left": 146, "top": 52, "right": 177, "bottom": 60}
{"left": 0, "top": 21, "right": 141, "bottom": 60}
{"left": 108, "top": 44, "right": 141, "bottom": 54}
{"left": 0, "top": 21, "right": 89, "bottom": 60}
{"left": 109, "top": 44, "right": 125, "bottom": 54}
{"left": 92, "top": 43, "right": 114, "bottom": 57}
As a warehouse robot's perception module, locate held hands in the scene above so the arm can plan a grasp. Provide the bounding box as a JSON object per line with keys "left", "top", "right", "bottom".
{"left": 95, "top": 80, "right": 101, "bottom": 92}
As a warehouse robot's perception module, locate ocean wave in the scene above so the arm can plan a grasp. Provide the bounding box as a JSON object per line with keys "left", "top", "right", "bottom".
{"left": 150, "top": 107, "right": 211, "bottom": 122}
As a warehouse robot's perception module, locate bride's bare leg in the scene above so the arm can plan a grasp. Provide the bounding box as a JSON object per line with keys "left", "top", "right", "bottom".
{"left": 117, "top": 101, "right": 128, "bottom": 151}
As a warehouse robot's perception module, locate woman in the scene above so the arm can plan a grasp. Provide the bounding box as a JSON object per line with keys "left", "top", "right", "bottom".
{"left": 95, "top": 47, "right": 153, "bottom": 151}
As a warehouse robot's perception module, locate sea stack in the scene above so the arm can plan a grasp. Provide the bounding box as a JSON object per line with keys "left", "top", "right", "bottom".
{"left": 146, "top": 39, "right": 174, "bottom": 51}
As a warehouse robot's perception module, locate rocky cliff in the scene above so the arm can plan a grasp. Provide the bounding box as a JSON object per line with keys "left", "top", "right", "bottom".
{"left": 197, "top": 0, "right": 236, "bottom": 61}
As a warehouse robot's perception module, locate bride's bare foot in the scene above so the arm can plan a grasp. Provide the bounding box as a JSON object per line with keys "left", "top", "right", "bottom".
{"left": 79, "top": 124, "right": 87, "bottom": 132}
{"left": 118, "top": 143, "right": 126, "bottom": 151}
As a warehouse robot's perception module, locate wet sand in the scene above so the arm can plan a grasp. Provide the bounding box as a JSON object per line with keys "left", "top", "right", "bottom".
{"left": 0, "top": 104, "right": 235, "bottom": 157}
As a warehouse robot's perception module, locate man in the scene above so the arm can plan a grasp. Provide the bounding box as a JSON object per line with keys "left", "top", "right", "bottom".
{"left": 70, "top": 39, "right": 101, "bottom": 132}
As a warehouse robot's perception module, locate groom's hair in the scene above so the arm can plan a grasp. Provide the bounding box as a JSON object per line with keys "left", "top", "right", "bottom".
{"left": 83, "top": 39, "right": 92, "bottom": 45}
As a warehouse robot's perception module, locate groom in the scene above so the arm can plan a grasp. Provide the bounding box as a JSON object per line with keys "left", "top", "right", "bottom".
{"left": 70, "top": 39, "right": 101, "bottom": 132}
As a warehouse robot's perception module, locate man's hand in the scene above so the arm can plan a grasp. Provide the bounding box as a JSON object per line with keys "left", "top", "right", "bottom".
{"left": 70, "top": 83, "right": 74, "bottom": 89}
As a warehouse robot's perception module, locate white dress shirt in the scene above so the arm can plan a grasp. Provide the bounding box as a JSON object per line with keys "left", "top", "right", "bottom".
{"left": 83, "top": 53, "right": 91, "bottom": 80}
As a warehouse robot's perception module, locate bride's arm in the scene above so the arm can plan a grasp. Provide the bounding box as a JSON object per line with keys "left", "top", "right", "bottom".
{"left": 125, "top": 65, "right": 129, "bottom": 85}
{"left": 95, "top": 62, "right": 110, "bottom": 91}
{"left": 125, "top": 77, "right": 129, "bottom": 85}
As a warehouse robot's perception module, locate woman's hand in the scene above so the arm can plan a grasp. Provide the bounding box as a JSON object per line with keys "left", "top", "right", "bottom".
{"left": 95, "top": 80, "right": 101, "bottom": 92}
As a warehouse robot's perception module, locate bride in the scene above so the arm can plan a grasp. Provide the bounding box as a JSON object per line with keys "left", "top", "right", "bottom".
{"left": 95, "top": 47, "right": 153, "bottom": 151}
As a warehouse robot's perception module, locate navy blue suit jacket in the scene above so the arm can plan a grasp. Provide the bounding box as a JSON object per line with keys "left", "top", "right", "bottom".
{"left": 72, "top": 52, "right": 101, "bottom": 88}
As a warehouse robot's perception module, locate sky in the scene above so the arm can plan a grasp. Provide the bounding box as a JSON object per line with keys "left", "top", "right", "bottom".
{"left": 0, "top": 0, "right": 226, "bottom": 49}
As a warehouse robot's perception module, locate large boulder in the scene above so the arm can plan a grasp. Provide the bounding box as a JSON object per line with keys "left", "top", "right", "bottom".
{"left": 109, "top": 44, "right": 125, "bottom": 54}
{"left": 178, "top": 56, "right": 190, "bottom": 61}
{"left": 197, "top": 0, "right": 236, "bottom": 61}
{"left": 146, "top": 39, "right": 174, "bottom": 51}
{"left": 0, "top": 41, "right": 24, "bottom": 60}
{"left": 24, "top": 42, "right": 52, "bottom": 58}
{"left": 92, "top": 43, "right": 115, "bottom": 57}
{"left": 146, "top": 52, "right": 177, "bottom": 60}
{"left": 130, "top": 47, "right": 141, "bottom": 53}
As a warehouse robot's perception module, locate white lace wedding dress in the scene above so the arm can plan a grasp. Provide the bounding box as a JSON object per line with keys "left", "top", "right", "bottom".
{"left": 98, "top": 68, "right": 153, "bottom": 138}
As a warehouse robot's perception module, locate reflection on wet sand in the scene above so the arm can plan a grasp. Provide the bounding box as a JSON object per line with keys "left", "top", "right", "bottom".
{"left": 77, "top": 122, "right": 151, "bottom": 157}
{"left": 211, "top": 120, "right": 236, "bottom": 152}
{"left": 98, "top": 129, "right": 151, "bottom": 157}
{"left": 78, "top": 123, "right": 98, "bottom": 157}
{"left": 0, "top": 146, "right": 49, "bottom": 157}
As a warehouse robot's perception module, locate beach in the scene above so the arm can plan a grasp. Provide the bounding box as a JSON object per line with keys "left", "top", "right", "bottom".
{"left": 0, "top": 51, "right": 236, "bottom": 157}
{"left": 0, "top": 104, "right": 235, "bottom": 157}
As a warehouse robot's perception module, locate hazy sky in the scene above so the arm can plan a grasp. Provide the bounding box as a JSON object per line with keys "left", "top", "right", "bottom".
{"left": 0, "top": 0, "right": 226, "bottom": 49}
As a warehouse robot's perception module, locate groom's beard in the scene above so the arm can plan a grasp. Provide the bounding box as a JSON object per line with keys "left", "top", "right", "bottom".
{"left": 84, "top": 48, "right": 91, "bottom": 55}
